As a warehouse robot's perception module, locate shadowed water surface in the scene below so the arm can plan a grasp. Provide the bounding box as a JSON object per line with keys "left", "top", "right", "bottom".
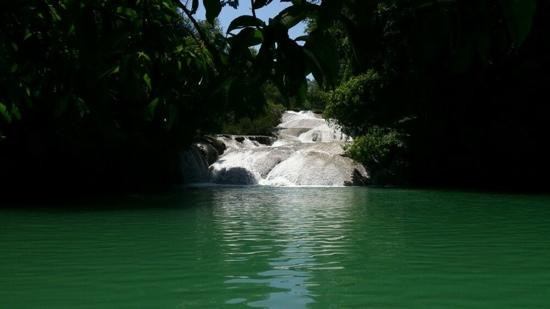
{"left": 2, "top": 187, "right": 550, "bottom": 308}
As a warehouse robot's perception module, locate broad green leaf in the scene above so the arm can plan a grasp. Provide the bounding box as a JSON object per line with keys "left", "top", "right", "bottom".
{"left": 231, "top": 28, "right": 264, "bottom": 47}
{"left": 191, "top": 0, "right": 199, "bottom": 14}
{"left": 137, "top": 51, "right": 151, "bottom": 62}
{"left": 203, "top": 0, "right": 222, "bottom": 23}
{"left": 499, "top": 0, "right": 536, "bottom": 45}
{"left": 0, "top": 103, "right": 11, "bottom": 123}
{"left": 253, "top": 0, "right": 273, "bottom": 9}
{"left": 76, "top": 97, "right": 89, "bottom": 118}
{"left": 49, "top": 5, "right": 61, "bottom": 22}
{"left": 147, "top": 98, "right": 160, "bottom": 121}
{"left": 100, "top": 65, "right": 120, "bottom": 78}
{"left": 304, "top": 29, "right": 339, "bottom": 87}
{"left": 10, "top": 105, "right": 21, "bottom": 121}
{"left": 273, "top": 3, "right": 317, "bottom": 29}
{"left": 24, "top": 30, "right": 33, "bottom": 40}
{"left": 227, "top": 15, "right": 265, "bottom": 33}
{"left": 143, "top": 73, "right": 152, "bottom": 91}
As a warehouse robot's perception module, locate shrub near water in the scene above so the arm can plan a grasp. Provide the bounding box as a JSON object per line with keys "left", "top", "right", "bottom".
{"left": 324, "top": 71, "right": 407, "bottom": 184}
{"left": 315, "top": 0, "right": 550, "bottom": 188}
{"left": 344, "top": 128, "right": 406, "bottom": 185}
{"left": 222, "top": 102, "right": 285, "bottom": 136}
{"left": 324, "top": 71, "right": 392, "bottom": 134}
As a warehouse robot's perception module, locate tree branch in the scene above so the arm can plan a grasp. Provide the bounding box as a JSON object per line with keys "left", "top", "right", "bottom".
{"left": 173, "top": 0, "right": 224, "bottom": 69}
{"left": 251, "top": 0, "right": 256, "bottom": 19}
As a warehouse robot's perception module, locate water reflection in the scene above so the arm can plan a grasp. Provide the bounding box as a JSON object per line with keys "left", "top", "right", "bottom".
{"left": 227, "top": 242, "right": 314, "bottom": 308}
{"left": 210, "top": 187, "right": 359, "bottom": 307}
{"left": 3, "top": 188, "right": 550, "bottom": 308}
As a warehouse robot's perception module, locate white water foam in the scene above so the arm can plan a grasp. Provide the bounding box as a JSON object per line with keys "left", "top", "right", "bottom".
{"left": 209, "top": 111, "right": 367, "bottom": 186}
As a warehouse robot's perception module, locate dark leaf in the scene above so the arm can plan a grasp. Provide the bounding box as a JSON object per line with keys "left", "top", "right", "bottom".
{"left": 273, "top": 3, "right": 318, "bottom": 29}
{"left": 499, "top": 0, "right": 536, "bottom": 45}
{"left": 227, "top": 15, "right": 265, "bottom": 33}
{"left": 203, "top": 0, "right": 222, "bottom": 23}
{"left": 225, "top": 0, "right": 240, "bottom": 9}
{"left": 230, "top": 27, "right": 264, "bottom": 47}
{"left": 304, "top": 29, "right": 339, "bottom": 87}
{"left": 191, "top": 0, "right": 199, "bottom": 14}
{"left": 116, "top": 7, "right": 139, "bottom": 20}
{"left": 147, "top": 98, "right": 160, "bottom": 121}
{"left": 0, "top": 102, "right": 11, "bottom": 124}
{"left": 253, "top": 0, "right": 273, "bottom": 9}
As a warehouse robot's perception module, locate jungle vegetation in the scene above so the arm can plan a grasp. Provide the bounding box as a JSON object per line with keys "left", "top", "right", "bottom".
{"left": 1, "top": 0, "right": 548, "bottom": 193}
{"left": 320, "top": 0, "right": 549, "bottom": 189}
{"left": 0, "top": 0, "right": 320, "bottom": 193}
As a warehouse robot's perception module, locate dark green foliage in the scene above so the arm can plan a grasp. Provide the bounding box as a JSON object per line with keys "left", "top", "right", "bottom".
{"left": 221, "top": 82, "right": 286, "bottom": 135}
{"left": 227, "top": 16, "right": 265, "bottom": 33}
{"left": 303, "top": 80, "right": 326, "bottom": 112}
{"left": 324, "top": 71, "right": 393, "bottom": 133}
{"left": 0, "top": 0, "right": 329, "bottom": 194}
{"left": 318, "top": 0, "right": 550, "bottom": 189}
{"left": 0, "top": 0, "right": 224, "bottom": 192}
{"left": 3, "top": 0, "right": 545, "bottom": 192}
{"left": 305, "top": 20, "right": 353, "bottom": 88}
{"left": 500, "top": 0, "right": 537, "bottom": 44}
{"left": 344, "top": 128, "right": 407, "bottom": 184}
{"left": 253, "top": 0, "right": 274, "bottom": 10}
{"left": 204, "top": 0, "right": 223, "bottom": 23}
{"left": 222, "top": 102, "right": 285, "bottom": 135}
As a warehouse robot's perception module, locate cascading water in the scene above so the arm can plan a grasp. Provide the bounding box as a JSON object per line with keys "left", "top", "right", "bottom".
{"left": 208, "top": 111, "right": 368, "bottom": 186}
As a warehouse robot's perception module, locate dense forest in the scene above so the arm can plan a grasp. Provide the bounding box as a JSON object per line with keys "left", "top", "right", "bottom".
{"left": 320, "top": 0, "right": 550, "bottom": 190}
{"left": 1, "top": 0, "right": 548, "bottom": 194}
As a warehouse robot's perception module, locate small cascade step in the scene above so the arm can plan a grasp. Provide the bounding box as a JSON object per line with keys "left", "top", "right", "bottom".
{"left": 209, "top": 111, "right": 368, "bottom": 186}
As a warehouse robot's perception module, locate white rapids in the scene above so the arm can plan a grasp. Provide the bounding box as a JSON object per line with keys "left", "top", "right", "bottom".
{"left": 208, "top": 111, "right": 368, "bottom": 187}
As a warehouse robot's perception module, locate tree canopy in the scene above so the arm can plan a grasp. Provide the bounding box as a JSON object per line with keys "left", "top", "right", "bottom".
{"left": 1, "top": 0, "right": 549, "bottom": 192}
{"left": 0, "top": 0, "right": 332, "bottom": 193}
{"left": 321, "top": 0, "right": 549, "bottom": 189}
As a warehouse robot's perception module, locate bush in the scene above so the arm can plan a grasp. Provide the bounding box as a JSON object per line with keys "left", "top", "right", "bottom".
{"left": 345, "top": 127, "right": 407, "bottom": 184}
{"left": 323, "top": 71, "right": 386, "bottom": 135}
{"left": 222, "top": 102, "right": 285, "bottom": 136}
{"left": 303, "top": 80, "right": 326, "bottom": 112}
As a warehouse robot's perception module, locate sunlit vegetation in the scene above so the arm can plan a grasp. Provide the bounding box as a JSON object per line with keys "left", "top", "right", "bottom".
{"left": 1, "top": 0, "right": 548, "bottom": 192}
{"left": 0, "top": 0, "right": 327, "bottom": 193}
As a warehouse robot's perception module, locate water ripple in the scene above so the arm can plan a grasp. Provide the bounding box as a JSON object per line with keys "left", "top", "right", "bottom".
{"left": 2, "top": 187, "right": 550, "bottom": 308}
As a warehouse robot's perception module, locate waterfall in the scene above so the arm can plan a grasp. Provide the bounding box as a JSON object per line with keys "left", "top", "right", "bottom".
{"left": 208, "top": 111, "right": 368, "bottom": 186}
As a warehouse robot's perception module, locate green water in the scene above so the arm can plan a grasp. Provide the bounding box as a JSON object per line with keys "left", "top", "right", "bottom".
{"left": 1, "top": 187, "right": 550, "bottom": 308}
